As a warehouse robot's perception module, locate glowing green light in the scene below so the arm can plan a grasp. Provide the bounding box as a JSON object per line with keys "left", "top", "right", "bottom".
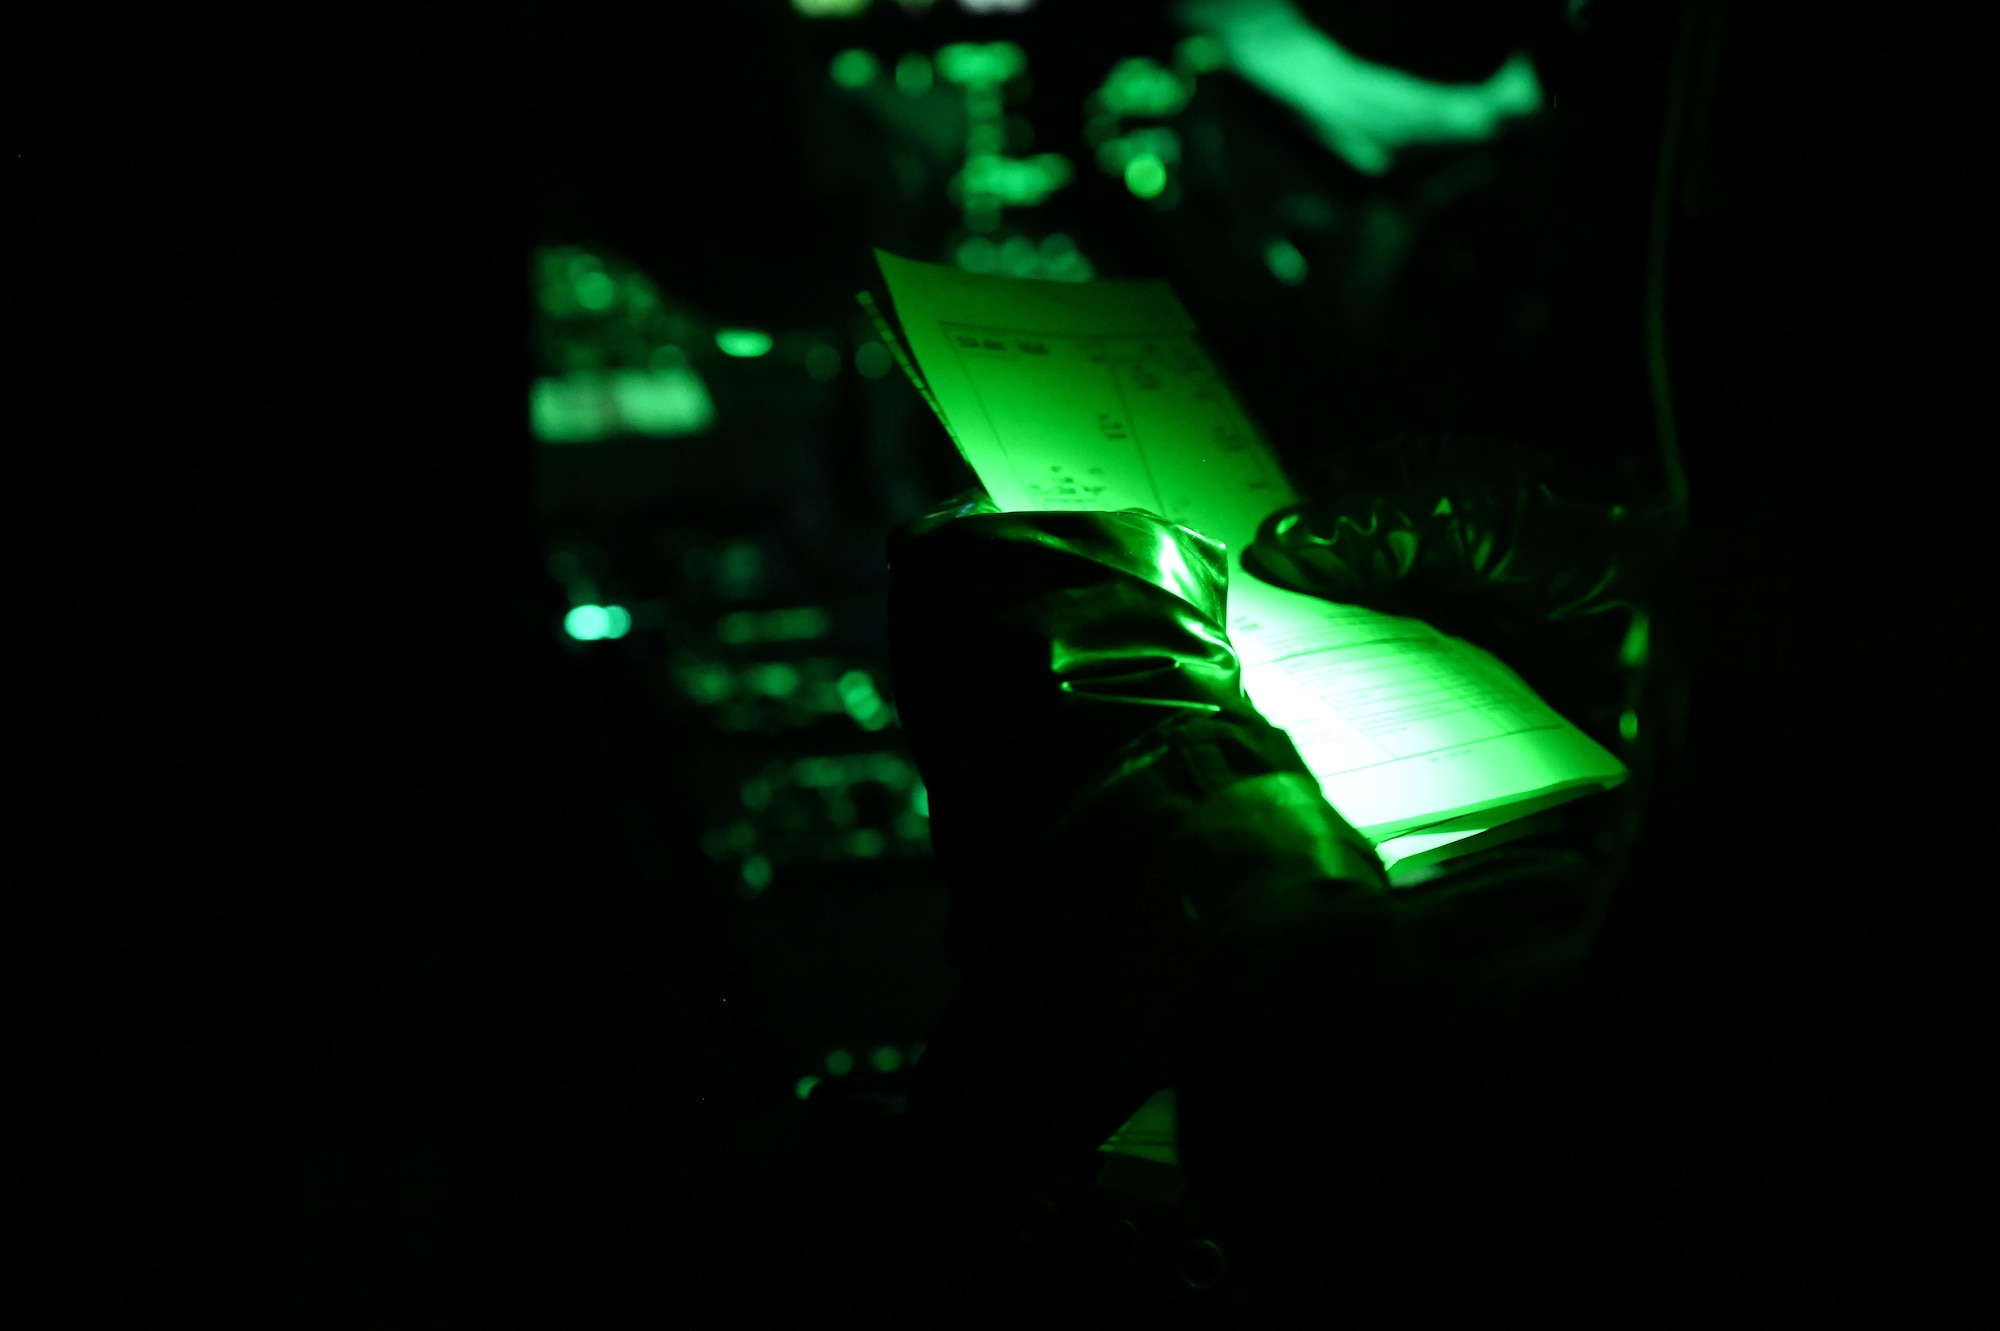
{"left": 773, "top": 608, "right": 818, "bottom": 640}
{"left": 954, "top": 153, "right": 1075, "bottom": 208}
{"left": 531, "top": 376, "right": 600, "bottom": 443}
{"left": 715, "top": 329, "right": 773, "bottom": 357}
{"left": 867, "top": 753, "right": 911, "bottom": 784}
{"left": 1620, "top": 609, "right": 1651, "bottom": 669}
{"left": 792, "top": 0, "right": 873, "bottom": 17}
{"left": 805, "top": 344, "right": 842, "bottom": 381}
{"left": 564, "top": 604, "right": 630, "bottom": 641}
{"left": 1125, "top": 154, "right": 1168, "bottom": 198}
{"left": 895, "top": 52, "right": 933, "bottom": 96}
{"left": 794, "top": 1075, "right": 823, "bottom": 1101}
{"left": 1100, "top": 127, "right": 1179, "bottom": 177}
{"left": 573, "top": 270, "right": 616, "bottom": 312}
{"left": 855, "top": 343, "right": 893, "bottom": 378}
{"left": 936, "top": 41, "right": 1026, "bottom": 90}
{"left": 1097, "top": 57, "right": 1188, "bottom": 118}
{"left": 911, "top": 783, "right": 928, "bottom": 817}
{"left": 677, "top": 661, "right": 733, "bottom": 704}
{"left": 1039, "top": 233, "right": 1093, "bottom": 282}
{"left": 869, "top": 1044, "right": 903, "bottom": 1073}
{"left": 717, "top": 607, "right": 831, "bottom": 644}
{"left": 1265, "top": 237, "right": 1308, "bottom": 286}
{"left": 1619, "top": 709, "right": 1640, "bottom": 742}
{"left": 838, "top": 670, "right": 891, "bottom": 731}
{"left": 848, "top": 828, "right": 887, "bottom": 858}
{"left": 747, "top": 663, "right": 802, "bottom": 698}
{"left": 611, "top": 367, "right": 715, "bottom": 437}
{"left": 537, "top": 369, "right": 715, "bottom": 445}
{"left": 956, "top": 236, "right": 999, "bottom": 273}
{"left": 995, "top": 235, "right": 1034, "bottom": 275}
{"left": 1176, "top": 34, "right": 1228, "bottom": 74}
{"left": 829, "top": 49, "right": 879, "bottom": 89}
{"left": 790, "top": 758, "right": 832, "bottom": 787}
{"left": 825, "top": 1048, "right": 855, "bottom": 1077}
{"left": 741, "top": 854, "right": 772, "bottom": 895}
{"left": 771, "top": 607, "right": 830, "bottom": 639}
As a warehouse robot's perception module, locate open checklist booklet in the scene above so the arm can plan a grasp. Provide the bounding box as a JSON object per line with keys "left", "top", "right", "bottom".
{"left": 870, "top": 250, "right": 1627, "bottom": 880}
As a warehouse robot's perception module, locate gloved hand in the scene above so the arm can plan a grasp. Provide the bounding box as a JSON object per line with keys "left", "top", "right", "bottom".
{"left": 1242, "top": 432, "right": 1672, "bottom": 735}
{"left": 885, "top": 475, "right": 1623, "bottom": 1311}
{"left": 1187, "top": 433, "right": 1669, "bottom": 1315}
{"left": 885, "top": 487, "right": 1389, "bottom": 1205}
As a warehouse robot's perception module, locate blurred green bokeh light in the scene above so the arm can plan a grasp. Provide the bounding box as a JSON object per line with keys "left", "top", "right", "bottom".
{"left": 715, "top": 329, "right": 774, "bottom": 357}
{"left": 564, "top": 604, "right": 632, "bottom": 641}
{"left": 829, "top": 48, "right": 879, "bottom": 88}
{"left": 1124, "top": 154, "right": 1168, "bottom": 198}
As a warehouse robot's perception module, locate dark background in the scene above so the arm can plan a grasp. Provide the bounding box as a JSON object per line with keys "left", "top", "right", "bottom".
{"left": 14, "top": 1, "right": 1975, "bottom": 1325}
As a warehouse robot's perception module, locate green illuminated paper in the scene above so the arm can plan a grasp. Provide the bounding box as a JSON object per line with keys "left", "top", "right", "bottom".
{"left": 875, "top": 248, "right": 1291, "bottom": 559}
{"left": 873, "top": 251, "right": 1626, "bottom": 871}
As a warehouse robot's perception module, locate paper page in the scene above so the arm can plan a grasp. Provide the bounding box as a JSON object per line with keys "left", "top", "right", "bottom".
{"left": 875, "top": 252, "right": 1627, "bottom": 850}
{"left": 1377, "top": 808, "right": 1567, "bottom": 885}
{"left": 876, "top": 250, "right": 1296, "bottom": 563}
{"left": 1233, "top": 609, "right": 1627, "bottom": 842}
